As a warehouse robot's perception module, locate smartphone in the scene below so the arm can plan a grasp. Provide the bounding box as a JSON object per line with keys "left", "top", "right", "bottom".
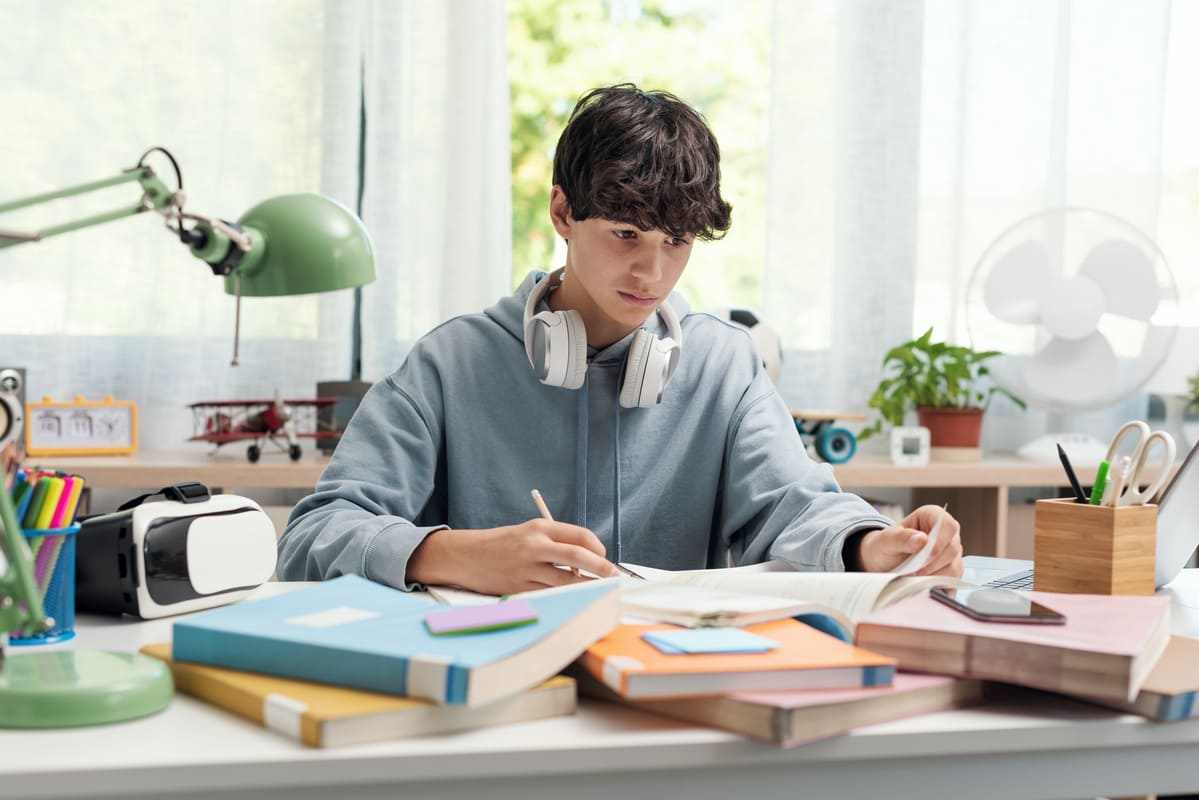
{"left": 929, "top": 586, "right": 1066, "bottom": 624}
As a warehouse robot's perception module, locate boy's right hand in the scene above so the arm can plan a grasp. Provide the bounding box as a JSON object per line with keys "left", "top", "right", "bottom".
{"left": 407, "top": 519, "right": 620, "bottom": 595}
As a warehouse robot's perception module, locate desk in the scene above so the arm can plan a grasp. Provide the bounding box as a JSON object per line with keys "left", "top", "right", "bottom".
{"left": 29, "top": 451, "right": 328, "bottom": 491}
{"left": 4, "top": 577, "right": 1199, "bottom": 800}
{"left": 833, "top": 454, "right": 1108, "bottom": 558}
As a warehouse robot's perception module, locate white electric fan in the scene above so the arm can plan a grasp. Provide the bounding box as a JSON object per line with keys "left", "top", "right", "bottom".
{"left": 964, "top": 207, "right": 1181, "bottom": 462}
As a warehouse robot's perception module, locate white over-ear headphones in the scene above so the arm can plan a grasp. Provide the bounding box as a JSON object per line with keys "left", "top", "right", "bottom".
{"left": 523, "top": 269, "right": 683, "bottom": 408}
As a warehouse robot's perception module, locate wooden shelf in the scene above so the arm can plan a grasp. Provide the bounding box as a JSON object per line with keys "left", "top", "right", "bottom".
{"left": 29, "top": 450, "right": 329, "bottom": 491}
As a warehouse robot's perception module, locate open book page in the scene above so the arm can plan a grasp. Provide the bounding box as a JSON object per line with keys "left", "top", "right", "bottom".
{"left": 623, "top": 565, "right": 961, "bottom": 633}
{"left": 425, "top": 585, "right": 499, "bottom": 606}
{"left": 427, "top": 561, "right": 962, "bottom": 635}
{"left": 619, "top": 582, "right": 856, "bottom": 634}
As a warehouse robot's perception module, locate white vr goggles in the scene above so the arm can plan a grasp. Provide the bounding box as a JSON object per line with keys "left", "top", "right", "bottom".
{"left": 76, "top": 482, "right": 277, "bottom": 619}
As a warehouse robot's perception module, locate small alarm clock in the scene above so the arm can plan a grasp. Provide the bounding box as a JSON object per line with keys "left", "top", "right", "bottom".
{"left": 890, "top": 426, "right": 931, "bottom": 466}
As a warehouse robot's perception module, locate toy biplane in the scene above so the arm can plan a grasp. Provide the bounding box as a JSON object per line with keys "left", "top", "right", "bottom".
{"left": 188, "top": 396, "right": 339, "bottom": 462}
{"left": 790, "top": 410, "right": 867, "bottom": 464}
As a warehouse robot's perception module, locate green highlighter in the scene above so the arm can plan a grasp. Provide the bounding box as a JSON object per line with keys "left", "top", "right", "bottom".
{"left": 1088, "top": 460, "right": 1110, "bottom": 505}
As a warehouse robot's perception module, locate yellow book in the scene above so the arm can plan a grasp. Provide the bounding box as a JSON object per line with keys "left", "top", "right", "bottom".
{"left": 140, "top": 643, "right": 577, "bottom": 748}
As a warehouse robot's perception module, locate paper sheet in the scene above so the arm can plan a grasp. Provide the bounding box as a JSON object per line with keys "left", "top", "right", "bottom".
{"left": 891, "top": 504, "right": 947, "bottom": 575}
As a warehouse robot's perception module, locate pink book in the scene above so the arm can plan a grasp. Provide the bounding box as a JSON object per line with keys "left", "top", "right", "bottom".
{"left": 855, "top": 590, "right": 1170, "bottom": 701}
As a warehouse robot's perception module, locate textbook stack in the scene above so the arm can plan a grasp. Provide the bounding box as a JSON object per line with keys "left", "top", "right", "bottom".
{"left": 564, "top": 563, "right": 1181, "bottom": 743}
{"left": 164, "top": 575, "right": 621, "bottom": 746}
{"left": 854, "top": 589, "right": 1170, "bottom": 702}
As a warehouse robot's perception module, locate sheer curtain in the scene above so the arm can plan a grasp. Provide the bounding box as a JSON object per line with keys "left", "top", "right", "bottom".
{"left": 0, "top": 0, "right": 510, "bottom": 451}
{"left": 0, "top": 1, "right": 362, "bottom": 451}
{"left": 767, "top": 0, "right": 1181, "bottom": 451}
{"left": 357, "top": 0, "right": 512, "bottom": 379}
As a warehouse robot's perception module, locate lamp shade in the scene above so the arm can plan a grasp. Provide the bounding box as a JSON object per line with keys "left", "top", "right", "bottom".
{"left": 222, "top": 193, "right": 376, "bottom": 297}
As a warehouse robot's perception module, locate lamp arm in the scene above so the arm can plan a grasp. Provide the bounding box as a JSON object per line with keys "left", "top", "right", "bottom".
{"left": 0, "top": 166, "right": 177, "bottom": 249}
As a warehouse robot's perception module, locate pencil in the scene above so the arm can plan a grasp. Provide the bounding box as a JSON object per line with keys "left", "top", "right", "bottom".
{"left": 530, "top": 489, "right": 580, "bottom": 578}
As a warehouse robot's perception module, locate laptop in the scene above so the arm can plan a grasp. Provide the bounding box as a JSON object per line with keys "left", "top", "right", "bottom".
{"left": 963, "top": 436, "right": 1199, "bottom": 591}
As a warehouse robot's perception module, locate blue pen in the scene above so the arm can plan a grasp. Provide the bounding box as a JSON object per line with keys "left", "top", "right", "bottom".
{"left": 1088, "top": 460, "right": 1110, "bottom": 506}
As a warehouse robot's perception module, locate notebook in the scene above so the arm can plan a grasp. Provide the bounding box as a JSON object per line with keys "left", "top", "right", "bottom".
{"left": 970, "top": 437, "right": 1199, "bottom": 590}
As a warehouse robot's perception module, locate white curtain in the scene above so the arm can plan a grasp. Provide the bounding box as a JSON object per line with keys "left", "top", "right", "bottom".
{"left": 767, "top": 0, "right": 1183, "bottom": 450}
{"left": 0, "top": 1, "right": 360, "bottom": 451}
{"left": 358, "top": 0, "right": 512, "bottom": 379}
{"left": 0, "top": 0, "right": 510, "bottom": 451}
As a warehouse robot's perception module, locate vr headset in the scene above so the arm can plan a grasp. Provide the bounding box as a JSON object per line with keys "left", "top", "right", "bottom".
{"left": 76, "top": 482, "right": 278, "bottom": 619}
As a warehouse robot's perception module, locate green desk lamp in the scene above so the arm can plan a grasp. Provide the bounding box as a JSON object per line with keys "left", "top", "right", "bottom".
{"left": 0, "top": 147, "right": 377, "bottom": 363}
{"left": 0, "top": 478, "right": 174, "bottom": 727}
{"left": 0, "top": 148, "right": 377, "bottom": 725}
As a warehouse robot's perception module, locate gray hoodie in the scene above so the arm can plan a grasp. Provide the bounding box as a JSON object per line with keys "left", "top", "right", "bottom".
{"left": 277, "top": 270, "right": 893, "bottom": 589}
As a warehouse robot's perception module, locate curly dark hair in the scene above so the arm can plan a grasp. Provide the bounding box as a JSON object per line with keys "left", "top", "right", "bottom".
{"left": 552, "top": 84, "right": 732, "bottom": 241}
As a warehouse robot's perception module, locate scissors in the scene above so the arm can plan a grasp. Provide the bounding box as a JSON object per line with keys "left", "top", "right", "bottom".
{"left": 1101, "top": 420, "right": 1177, "bottom": 506}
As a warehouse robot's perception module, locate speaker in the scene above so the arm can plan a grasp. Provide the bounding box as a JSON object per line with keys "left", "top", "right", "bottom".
{"left": 0, "top": 367, "right": 26, "bottom": 451}
{"left": 316, "top": 380, "right": 373, "bottom": 453}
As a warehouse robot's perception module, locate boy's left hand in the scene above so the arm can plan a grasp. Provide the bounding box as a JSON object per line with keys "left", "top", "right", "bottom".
{"left": 855, "top": 505, "right": 964, "bottom": 577}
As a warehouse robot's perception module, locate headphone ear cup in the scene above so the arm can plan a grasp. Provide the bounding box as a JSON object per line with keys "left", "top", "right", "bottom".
{"left": 559, "top": 310, "right": 588, "bottom": 390}
{"left": 620, "top": 330, "right": 681, "bottom": 408}
{"left": 525, "top": 310, "right": 588, "bottom": 390}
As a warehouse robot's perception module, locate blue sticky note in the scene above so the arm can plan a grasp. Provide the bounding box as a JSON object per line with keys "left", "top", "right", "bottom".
{"left": 641, "top": 628, "right": 779, "bottom": 654}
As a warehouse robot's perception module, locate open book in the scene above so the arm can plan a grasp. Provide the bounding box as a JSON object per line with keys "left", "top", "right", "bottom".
{"left": 429, "top": 561, "right": 961, "bottom": 641}
{"left": 613, "top": 561, "right": 960, "bottom": 639}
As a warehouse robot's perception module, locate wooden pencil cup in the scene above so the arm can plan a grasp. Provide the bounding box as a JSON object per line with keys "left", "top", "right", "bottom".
{"left": 1032, "top": 497, "right": 1156, "bottom": 595}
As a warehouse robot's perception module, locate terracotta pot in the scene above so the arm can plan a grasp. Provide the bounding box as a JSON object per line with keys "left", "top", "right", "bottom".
{"left": 916, "top": 406, "right": 984, "bottom": 448}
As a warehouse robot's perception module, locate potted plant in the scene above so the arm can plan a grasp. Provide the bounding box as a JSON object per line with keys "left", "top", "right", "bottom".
{"left": 858, "top": 328, "right": 1026, "bottom": 448}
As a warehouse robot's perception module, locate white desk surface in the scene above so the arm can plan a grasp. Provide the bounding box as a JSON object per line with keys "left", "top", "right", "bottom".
{"left": 5, "top": 577, "right": 1199, "bottom": 800}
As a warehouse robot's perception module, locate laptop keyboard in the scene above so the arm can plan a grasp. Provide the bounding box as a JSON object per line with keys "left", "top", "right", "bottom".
{"left": 984, "top": 568, "right": 1035, "bottom": 590}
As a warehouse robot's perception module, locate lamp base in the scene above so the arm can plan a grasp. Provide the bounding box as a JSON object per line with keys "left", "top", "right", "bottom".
{"left": 0, "top": 650, "right": 173, "bottom": 727}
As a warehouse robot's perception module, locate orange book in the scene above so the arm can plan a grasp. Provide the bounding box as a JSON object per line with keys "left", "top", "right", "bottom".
{"left": 575, "top": 618, "right": 896, "bottom": 700}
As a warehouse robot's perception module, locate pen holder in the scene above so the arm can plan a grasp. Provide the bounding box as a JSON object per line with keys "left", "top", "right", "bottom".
{"left": 10, "top": 524, "right": 82, "bottom": 644}
{"left": 1032, "top": 498, "right": 1156, "bottom": 596}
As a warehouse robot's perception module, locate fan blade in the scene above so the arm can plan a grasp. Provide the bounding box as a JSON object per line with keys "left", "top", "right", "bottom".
{"left": 1023, "top": 333, "right": 1118, "bottom": 406}
{"left": 982, "top": 240, "right": 1050, "bottom": 324}
{"left": 1077, "top": 239, "right": 1159, "bottom": 321}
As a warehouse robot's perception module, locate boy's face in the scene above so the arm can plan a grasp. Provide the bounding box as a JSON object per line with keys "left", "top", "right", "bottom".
{"left": 548, "top": 186, "right": 693, "bottom": 348}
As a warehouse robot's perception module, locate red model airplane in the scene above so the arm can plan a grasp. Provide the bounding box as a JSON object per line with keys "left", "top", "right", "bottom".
{"left": 188, "top": 396, "right": 340, "bottom": 462}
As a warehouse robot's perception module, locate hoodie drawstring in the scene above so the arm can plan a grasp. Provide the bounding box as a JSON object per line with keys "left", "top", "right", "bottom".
{"left": 612, "top": 393, "right": 623, "bottom": 565}
{"left": 575, "top": 374, "right": 588, "bottom": 528}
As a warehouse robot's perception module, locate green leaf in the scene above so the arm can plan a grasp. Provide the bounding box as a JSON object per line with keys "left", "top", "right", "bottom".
{"left": 860, "top": 328, "right": 1026, "bottom": 434}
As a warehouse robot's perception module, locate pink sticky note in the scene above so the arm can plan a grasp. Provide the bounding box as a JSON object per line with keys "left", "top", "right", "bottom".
{"left": 424, "top": 598, "right": 539, "bottom": 636}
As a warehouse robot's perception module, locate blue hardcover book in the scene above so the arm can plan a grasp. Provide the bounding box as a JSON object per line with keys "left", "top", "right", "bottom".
{"left": 172, "top": 576, "right": 620, "bottom": 707}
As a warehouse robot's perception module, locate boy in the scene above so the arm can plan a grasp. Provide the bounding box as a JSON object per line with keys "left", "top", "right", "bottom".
{"left": 278, "top": 84, "right": 962, "bottom": 594}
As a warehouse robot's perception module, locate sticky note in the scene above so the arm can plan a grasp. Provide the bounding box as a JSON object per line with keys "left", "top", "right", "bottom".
{"left": 424, "top": 598, "right": 539, "bottom": 635}
{"left": 641, "top": 628, "right": 779, "bottom": 655}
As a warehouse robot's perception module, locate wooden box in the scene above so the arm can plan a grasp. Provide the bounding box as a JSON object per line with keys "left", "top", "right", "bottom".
{"left": 1032, "top": 497, "right": 1156, "bottom": 595}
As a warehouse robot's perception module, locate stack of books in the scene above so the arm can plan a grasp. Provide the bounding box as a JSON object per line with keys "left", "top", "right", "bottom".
{"left": 158, "top": 565, "right": 1193, "bottom": 751}
{"left": 155, "top": 575, "right": 622, "bottom": 747}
